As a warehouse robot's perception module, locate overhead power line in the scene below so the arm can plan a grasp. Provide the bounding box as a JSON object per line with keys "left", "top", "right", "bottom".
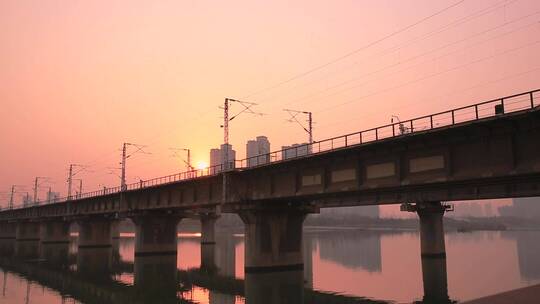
{"left": 291, "top": 15, "right": 540, "bottom": 110}
{"left": 242, "top": 0, "right": 467, "bottom": 99}
{"left": 318, "top": 38, "right": 540, "bottom": 112}
{"left": 261, "top": 0, "right": 516, "bottom": 106}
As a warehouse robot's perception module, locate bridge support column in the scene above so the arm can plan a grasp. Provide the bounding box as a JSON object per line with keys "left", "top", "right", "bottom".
{"left": 417, "top": 202, "right": 447, "bottom": 259}
{"left": 77, "top": 219, "right": 113, "bottom": 275}
{"left": 40, "top": 221, "right": 70, "bottom": 245}
{"left": 239, "top": 208, "right": 308, "bottom": 273}
{"left": 40, "top": 221, "right": 71, "bottom": 266}
{"left": 200, "top": 213, "right": 218, "bottom": 271}
{"left": 41, "top": 242, "right": 70, "bottom": 266}
{"left": 15, "top": 222, "right": 41, "bottom": 259}
{"left": 402, "top": 201, "right": 451, "bottom": 303}
{"left": 0, "top": 222, "right": 16, "bottom": 257}
{"left": 132, "top": 215, "right": 181, "bottom": 257}
{"left": 240, "top": 207, "right": 309, "bottom": 304}
{"left": 0, "top": 222, "right": 16, "bottom": 240}
{"left": 78, "top": 219, "right": 112, "bottom": 249}
{"left": 0, "top": 239, "right": 15, "bottom": 257}
{"left": 132, "top": 214, "right": 181, "bottom": 301}
{"left": 16, "top": 222, "right": 40, "bottom": 242}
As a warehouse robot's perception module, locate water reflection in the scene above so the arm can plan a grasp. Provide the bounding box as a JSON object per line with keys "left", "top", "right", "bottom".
{"left": 245, "top": 271, "right": 304, "bottom": 304}
{"left": 0, "top": 230, "right": 539, "bottom": 303}
{"left": 514, "top": 231, "right": 540, "bottom": 281}
{"left": 316, "top": 230, "right": 382, "bottom": 272}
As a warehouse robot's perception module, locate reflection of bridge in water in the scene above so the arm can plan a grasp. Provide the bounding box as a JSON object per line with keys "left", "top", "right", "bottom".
{"left": 0, "top": 236, "right": 397, "bottom": 304}
{"left": 315, "top": 230, "right": 382, "bottom": 273}
{"left": 501, "top": 231, "right": 540, "bottom": 282}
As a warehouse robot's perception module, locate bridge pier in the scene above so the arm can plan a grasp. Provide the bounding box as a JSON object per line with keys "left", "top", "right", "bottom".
{"left": 40, "top": 221, "right": 70, "bottom": 244}
{"left": 0, "top": 222, "right": 16, "bottom": 240}
{"left": 39, "top": 221, "right": 71, "bottom": 266}
{"left": 417, "top": 202, "right": 447, "bottom": 259}
{"left": 0, "top": 222, "right": 16, "bottom": 257}
{"left": 16, "top": 221, "right": 41, "bottom": 242}
{"left": 15, "top": 221, "right": 41, "bottom": 259}
{"left": 131, "top": 215, "right": 181, "bottom": 257}
{"left": 200, "top": 213, "right": 218, "bottom": 271}
{"left": 418, "top": 202, "right": 451, "bottom": 303}
{"left": 78, "top": 219, "right": 112, "bottom": 249}
{"left": 132, "top": 214, "right": 181, "bottom": 301}
{"left": 239, "top": 208, "right": 309, "bottom": 273}
{"left": 41, "top": 243, "right": 70, "bottom": 266}
{"left": 403, "top": 201, "right": 451, "bottom": 303}
{"left": 239, "top": 207, "right": 309, "bottom": 303}
{"left": 77, "top": 219, "right": 113, "bottom": 275}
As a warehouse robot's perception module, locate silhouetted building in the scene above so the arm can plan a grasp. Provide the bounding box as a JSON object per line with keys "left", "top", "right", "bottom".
{"left": 281, "top": 143, "right": 311, "bottom": 160}
{"left": 210, "top": 148, "right": 221, "bottom": 169}
{"left": 498, "top": 197, "right": 540, "bottom": 218}
{"left": 209, "top": 144, "right": 236, "bottom": 173}
{"left": 246, "top": 136, "right": 270, "bottom": 167}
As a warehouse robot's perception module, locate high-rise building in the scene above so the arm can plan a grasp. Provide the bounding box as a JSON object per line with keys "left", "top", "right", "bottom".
{"left": 246, "top": 136, "right": 271, "bottom": 167}
{"left": 220, "top": 144, "right": 236, "bottom": 170}
{"left": 209, "top": 144, "right": 236, "bottom": 173}
{"left": 210, "top": 149, "right": 221, "bottom": 168}
{"left": 281, "top": 143, "right": 312, "bottom": 160}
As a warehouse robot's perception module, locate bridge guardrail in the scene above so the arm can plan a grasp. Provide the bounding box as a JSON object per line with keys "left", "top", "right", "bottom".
{"left": 4, "top": 89, "right": 539, "bottom": 210}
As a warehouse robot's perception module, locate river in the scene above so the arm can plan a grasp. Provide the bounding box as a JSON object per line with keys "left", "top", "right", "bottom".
{"left": 1, "top": 229, "right": 539, "bottom": 303}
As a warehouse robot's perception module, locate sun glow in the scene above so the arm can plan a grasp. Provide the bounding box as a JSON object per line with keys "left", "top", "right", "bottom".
{"left": 196, "top": 161, "right": 208, "bottom": 170}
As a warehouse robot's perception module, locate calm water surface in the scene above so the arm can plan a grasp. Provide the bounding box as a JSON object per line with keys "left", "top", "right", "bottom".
{"left": 1, "top": 229, "right": 539, "bottom": 303}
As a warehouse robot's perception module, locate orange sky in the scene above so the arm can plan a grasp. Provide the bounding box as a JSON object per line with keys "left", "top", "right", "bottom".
{"left": 1, "top": 0, "right": 539, "bottom": 206}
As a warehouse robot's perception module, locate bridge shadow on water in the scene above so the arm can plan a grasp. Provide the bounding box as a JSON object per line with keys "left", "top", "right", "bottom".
{"left": 0, "top": 236, "right": 458, "bottom": 304}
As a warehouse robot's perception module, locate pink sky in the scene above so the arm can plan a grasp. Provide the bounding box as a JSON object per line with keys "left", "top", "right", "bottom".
{"left": 1, "top": 0, "right": 539, "bottom": 207}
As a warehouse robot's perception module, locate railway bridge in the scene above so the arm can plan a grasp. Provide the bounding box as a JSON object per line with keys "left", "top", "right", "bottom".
{"left": 1, "top": 89, "right": 539, "bottom": 303}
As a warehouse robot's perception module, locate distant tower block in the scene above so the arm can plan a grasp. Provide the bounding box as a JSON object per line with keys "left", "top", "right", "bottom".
{"left": 209, "top": 144, "right": 237, "bottom": 173}
{"left": 246, "top": 136, "right": 270, "bottom": 167}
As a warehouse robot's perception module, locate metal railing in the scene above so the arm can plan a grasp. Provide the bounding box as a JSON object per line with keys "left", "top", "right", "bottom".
{"left": 4, "top": 89, "right": 539, "bottom": 211}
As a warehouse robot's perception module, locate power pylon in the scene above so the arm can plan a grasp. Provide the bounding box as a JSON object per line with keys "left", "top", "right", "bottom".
{"left": 67, "top": 164, "right": 88, "bottom": 200}
{"left": 33, "top": 177, "right": 51, "bottom": 205}
{"left": 120, "top": 143, "right": 150, "bottom": 190}
{"left": 8, "top": 185, "right": 25, "bottom": 209}
{"left": 170, "top": 148, "right": 193, "bottom": 171}
{"left": 220, "top": 98, "right": 264, "bottom": 208}
{"left": 284, "top": 109, "right": 313, "bottom": 144}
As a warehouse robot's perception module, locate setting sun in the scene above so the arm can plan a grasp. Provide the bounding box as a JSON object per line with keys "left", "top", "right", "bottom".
{"left": 196, "top": 161, "right": 208, "bottom": 170}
